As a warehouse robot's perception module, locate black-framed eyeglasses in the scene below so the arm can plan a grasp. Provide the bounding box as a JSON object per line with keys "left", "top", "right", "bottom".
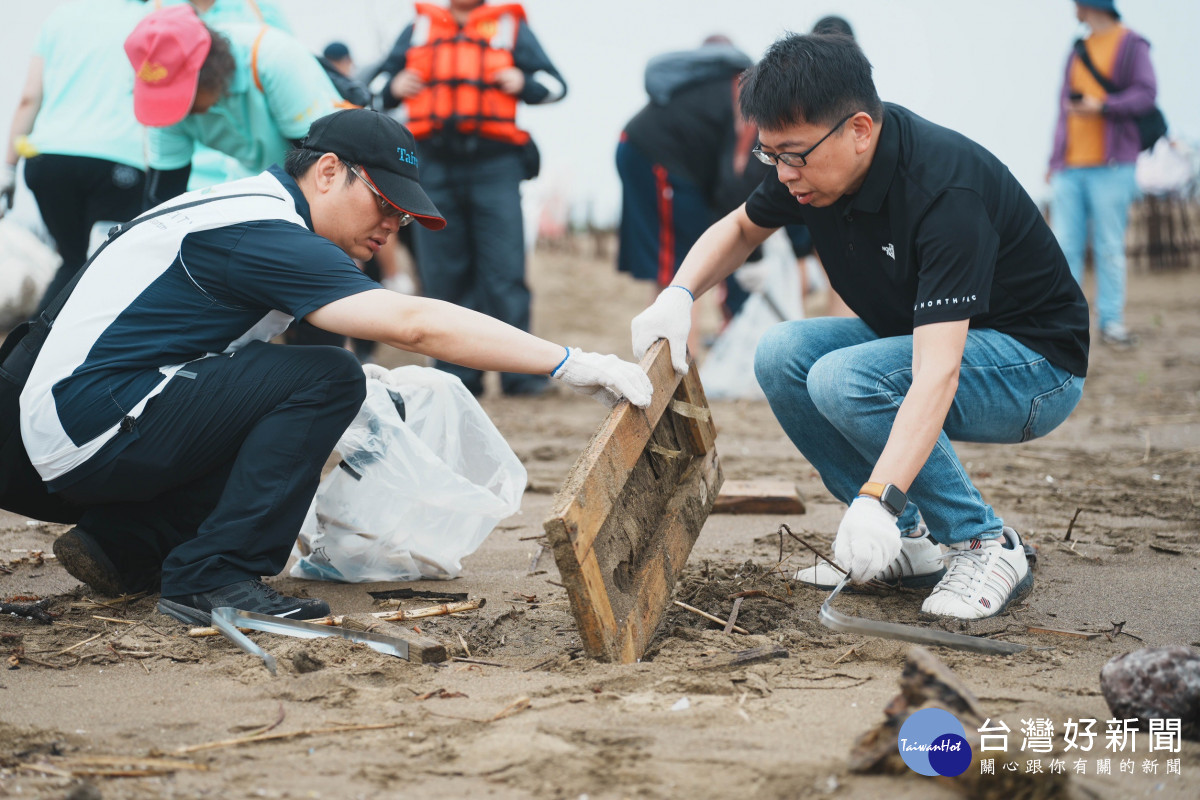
{"left": 752, "top": 112, "right": 857, "bottom": 168}
{"left": 346, "top": 164, "right": 415, "bottom": 226}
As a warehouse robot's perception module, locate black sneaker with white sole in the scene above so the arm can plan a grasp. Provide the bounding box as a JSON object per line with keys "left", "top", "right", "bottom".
{"left": 157, "top": 579, "right": 331, "bottom": 626}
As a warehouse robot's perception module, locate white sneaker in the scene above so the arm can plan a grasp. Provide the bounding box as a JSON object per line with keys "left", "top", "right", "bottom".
{"left": 794, "top": 526, "right": 946, "bottom": 590}
{"left": 920, "top": 528, "right": 1032, "bottom": 620}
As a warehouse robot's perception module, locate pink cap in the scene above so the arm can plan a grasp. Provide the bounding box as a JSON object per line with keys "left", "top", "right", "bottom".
{"left": 125, "top": 6, "right": 212, "bottom": 127}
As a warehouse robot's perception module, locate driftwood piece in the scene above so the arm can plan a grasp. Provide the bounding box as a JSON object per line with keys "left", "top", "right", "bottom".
{"left": 544, "top": 341, "right": 722, "bottom": 663}
{"left": 850, "top": 646, "right": 1070, "bottom": 798}
{"left": 712, "top": 480, "right": 806, "bottom": 515}
{"left": 339, "top": 614, "right": 447, "bottom": 664}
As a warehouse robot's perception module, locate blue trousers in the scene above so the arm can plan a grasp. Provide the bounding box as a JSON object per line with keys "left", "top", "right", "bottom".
{"left": 1050, "top": 164, "right": 1139, "bottom": 331}
{"left": 57, "top": 341, "right": 366, "bottom": 595}
{"left": 753, "top": 319, "right": 1085, "bottom": 544}
{"left": 412, "top": 150, "right": 544, "bottom": 395}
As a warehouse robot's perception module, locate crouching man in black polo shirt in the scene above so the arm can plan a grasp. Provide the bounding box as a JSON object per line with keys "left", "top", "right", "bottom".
{"left": 631, "top": 34, "right": 1089, "bottom": 619}
{"left": 21, "top": 109, "right": 652, "bottom": 625}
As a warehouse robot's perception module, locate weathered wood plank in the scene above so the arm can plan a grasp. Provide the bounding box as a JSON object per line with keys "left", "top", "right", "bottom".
{"left": 615, "top": 449, "right": 722, "bottom": 662}
{"left": 712, "top": 480, "right": 806, "bottom": 515}
{"left": 544, "top": 341, "right": 723, "bottom": 663}
{"left": 548, "top": 340, "right": 681, "bottom": 561}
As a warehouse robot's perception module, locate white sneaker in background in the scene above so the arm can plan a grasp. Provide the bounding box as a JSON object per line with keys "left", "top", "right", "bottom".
{"left": 794, "top": 525, "right": 946, "bottom": 590}
{"left": 920, "top": 527, "right": 1032, "bottom": 620}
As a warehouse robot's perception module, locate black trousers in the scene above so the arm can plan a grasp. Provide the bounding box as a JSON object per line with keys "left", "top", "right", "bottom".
{"left": 23, "top": 154, "right": 145, "bottom": 314}
{"left": 57, "top": 342, "right": 366, "bottom": 596}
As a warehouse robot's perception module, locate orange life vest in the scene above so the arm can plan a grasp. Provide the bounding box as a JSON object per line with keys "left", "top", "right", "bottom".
{"left": 403, "top": 2, "right": 531, "bottom": 145}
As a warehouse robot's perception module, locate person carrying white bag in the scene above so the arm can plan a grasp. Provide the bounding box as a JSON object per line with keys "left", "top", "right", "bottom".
{"left": 18, "top": 107, "right": 652, "bottom": 628}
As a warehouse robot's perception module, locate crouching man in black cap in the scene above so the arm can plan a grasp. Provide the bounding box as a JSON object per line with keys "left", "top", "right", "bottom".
{"left": 19, "top": 109, "right": 653, "bottom": 625}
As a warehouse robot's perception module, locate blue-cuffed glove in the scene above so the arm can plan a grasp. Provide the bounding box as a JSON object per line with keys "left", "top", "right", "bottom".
{"left": 833, "top": 496, "right": 903, "bottom": 583}
{"left": 552, "top": 347, "right": 653, "bottom": 408}
{"left": 631, "top": 285, "right": 693, "bottom": 374}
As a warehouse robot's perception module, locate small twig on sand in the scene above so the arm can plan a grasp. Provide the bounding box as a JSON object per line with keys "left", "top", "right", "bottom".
{"left": 457, "top": 633, "right": 472, "bottom": 659}
{"left": 728, "top": 590, "right": 794, "bottom": 607}
{"left": 246, "top": 703, "right": 286, "bottom": 737}
{"left": 451, "top": 657, "right": 508, "bottom": 668}
{"left": 489, "top": 697, "right": 531, "bottom": 722}
{"left": 780, "top": 524, "right": 845, "bottom": 576}
{"left": 832, "top": 645, "right": 860, "bottom": 665}
{"left": 174, "top": 722, "right": 400, "bottom": 755}
{"left": 1064, "top": 507, "right": 1083, "bottom": 541}
{"left": 92, "top": 616, "right": 137, "bottom": 625}
{"left": 672, "top": 600, "right": 750, "bottom": 635}
{"left": 722, "top": 597, "right": 744, "bottom": 634}
{"left": 527, "top": 544, "right": 546, "bottom": 575}
{"left": 1026, "top": 626, "right": 1100, "bottom": 640}
{"left": 51, "top": 632, "right": 105, "bottom": 657}
{"left": 1104, "top": 621, "right": 1143, "bottom": 643}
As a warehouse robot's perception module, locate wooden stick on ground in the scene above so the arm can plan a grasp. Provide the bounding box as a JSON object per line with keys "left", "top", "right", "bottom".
{"left": 173, "top": 722, "right": 400, "bottom": 755}
{"left": 51, "top": 632, "right": 104, "bottom": 657}
{"left": 375, "top": 598, "right": 485, "bottom": 622}
{"left": 722, "top": 597, "right": 744, "bottom": 634}
{"left": 672, "top": 600, "right": 749, "bottom": 635}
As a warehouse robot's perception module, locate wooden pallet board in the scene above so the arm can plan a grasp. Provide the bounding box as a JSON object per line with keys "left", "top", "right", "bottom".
{"left": 712, "top": 480, "right": 806, "bottom": 515}
{"left": 543, "top": 340, "right": 722, "bottom": 663}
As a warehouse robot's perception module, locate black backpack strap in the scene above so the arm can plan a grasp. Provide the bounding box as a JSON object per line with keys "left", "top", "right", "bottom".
{"left": 1072, "top": 38, "right": 1121, "bottom": 95}
{"left": 39, "top": 192, "right": 284, "bottom": 327}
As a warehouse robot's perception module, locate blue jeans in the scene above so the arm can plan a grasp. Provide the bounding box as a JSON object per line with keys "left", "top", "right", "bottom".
{"left": 753, "top": 318, "right": 1085, "bottom": 544}
{"left": 1049, "top": 164, "right": 1139, "bottom": 331}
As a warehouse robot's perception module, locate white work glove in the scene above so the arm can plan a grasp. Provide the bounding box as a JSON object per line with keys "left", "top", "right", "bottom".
{"left": 362, "top": 363, "right": 408, "bottom": 391}
{"left": 630, "top": 285, "right": 693, "bottom": 374}
{"left": 551, "top": 347, "right": 653, "bottom": 409}
{"left": 733, "top": 261, "right": 768, "bottom": 294}
{"left": 833, "top": 496, "right": 903, "bottom": 583}
{"left": 0, "top": 163, "right": 15, "bottom": 216}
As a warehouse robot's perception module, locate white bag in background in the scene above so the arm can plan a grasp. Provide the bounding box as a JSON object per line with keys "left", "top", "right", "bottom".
{"left": 1136, "top": 138, "right": 1195, "bottom": 196}
{"left": 701, "top": 230, "right": 803, "bottom": 400}
{"left": 0, "top": 217, "right": 60, "bottom": 329}
{"left": 290, "top": 367, "right": 527, "bottom": 583}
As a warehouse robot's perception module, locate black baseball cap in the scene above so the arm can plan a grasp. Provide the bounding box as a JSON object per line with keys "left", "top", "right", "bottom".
{"left": 300, "top": 109, "right": 446, "bottom": 230}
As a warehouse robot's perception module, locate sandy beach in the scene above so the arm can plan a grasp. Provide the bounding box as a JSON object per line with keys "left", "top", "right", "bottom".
{"left": 2, "top": 239, "right": 1198, "bottom": 799}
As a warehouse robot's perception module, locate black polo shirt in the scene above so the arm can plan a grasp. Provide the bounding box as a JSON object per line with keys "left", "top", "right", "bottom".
{"left": 745, "top": 103, "right": 1089, "bottom": 377}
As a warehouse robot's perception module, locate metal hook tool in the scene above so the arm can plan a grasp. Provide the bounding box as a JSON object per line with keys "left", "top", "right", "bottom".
{"left": 210, "top": 606, "right": 412, "bottom": 675}
{"left": 818, "top": 575, "right": 1028, "bottom": 655}
{"left": 211, "top": 607, "right": 278, "bottom": 674}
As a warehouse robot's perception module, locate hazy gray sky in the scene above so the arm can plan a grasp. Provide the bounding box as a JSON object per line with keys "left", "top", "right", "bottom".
{"left": 4, "top": 0, "right": 1198, "bottom": 226}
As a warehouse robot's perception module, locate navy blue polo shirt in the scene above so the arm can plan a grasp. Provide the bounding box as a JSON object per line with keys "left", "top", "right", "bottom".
{"left": 745, "top": 103, "right": 1090, "bottom": 377}
{"left": 21, "top": 166, "right": 378, "bottom": 486}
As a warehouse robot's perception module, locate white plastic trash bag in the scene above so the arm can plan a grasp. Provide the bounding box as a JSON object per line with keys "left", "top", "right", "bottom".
{"left": 290, "top": 366, "right": 527, "bottom": 582}
{"left": 0, "top": 217, "right": 61, "bottom": 329}
{"left": 701, "top": 230, "right": 803, "bottom": 400}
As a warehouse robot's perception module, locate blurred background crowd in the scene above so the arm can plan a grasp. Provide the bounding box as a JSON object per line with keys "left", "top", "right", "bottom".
{"left": 1, "top": 0, "right": 1197, "bottom": 383}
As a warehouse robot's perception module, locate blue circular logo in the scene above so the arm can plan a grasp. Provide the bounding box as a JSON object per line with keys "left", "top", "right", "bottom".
{"left": 897, "top": 708, "right": 973, "bottom": 777}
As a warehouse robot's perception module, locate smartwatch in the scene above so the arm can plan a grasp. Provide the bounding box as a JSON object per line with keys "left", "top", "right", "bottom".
{"left": 859, "top": 481, "right": 907, "bottom": 517}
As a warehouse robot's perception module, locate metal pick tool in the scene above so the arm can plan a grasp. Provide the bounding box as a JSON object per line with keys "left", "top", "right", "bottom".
{"left": 211, "top": 607, "right": 278, "bottom": 675}
{"left": 819, "top": 575, "right": 1028, "bottom": 655}
{"left": 211, "top": 607, "right": 411, "bottom": 673}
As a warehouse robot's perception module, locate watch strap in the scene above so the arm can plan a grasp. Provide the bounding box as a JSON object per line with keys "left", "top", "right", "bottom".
{"left": 859, "top": 481, "right": 887, "bottom": 500}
